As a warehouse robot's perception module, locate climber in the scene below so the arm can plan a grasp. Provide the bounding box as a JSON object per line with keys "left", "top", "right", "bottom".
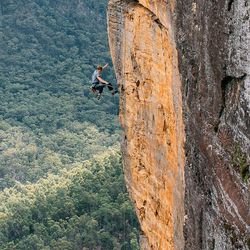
{"left": 91, "top": 64, "right": 117, "bottom": 99}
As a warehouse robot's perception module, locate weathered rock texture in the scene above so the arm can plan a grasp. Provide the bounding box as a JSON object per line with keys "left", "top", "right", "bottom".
{"left": 108, "top": 1, "right": 185, "bottom": 249}
{"left": 108, "top": 0, "right": 250, "bottom": 249}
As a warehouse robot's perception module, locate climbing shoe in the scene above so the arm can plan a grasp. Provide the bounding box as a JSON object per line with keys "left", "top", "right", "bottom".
{"left": 97, "top": 93, "right": 101, "bottom": 100}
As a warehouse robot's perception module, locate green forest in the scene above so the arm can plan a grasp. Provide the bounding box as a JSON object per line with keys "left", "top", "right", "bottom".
{"left": 0, "top": 0, "right": 140, "bottom": 249}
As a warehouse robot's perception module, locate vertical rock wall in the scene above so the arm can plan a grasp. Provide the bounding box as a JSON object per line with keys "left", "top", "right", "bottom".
{"left": 108, "top": 1, "right": 185, "bottom": 249}
{"left": 108, "top": 0, "right": 249, "bottom": 249}
{"left": 176, "top": 0, "right": 250, "bottom": 249}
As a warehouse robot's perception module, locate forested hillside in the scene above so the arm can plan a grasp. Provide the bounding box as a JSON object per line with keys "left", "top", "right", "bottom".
{"left": 0, "top": 0, "right": 119, "bottom": 188}
{"left": 0, "top": 152, "right": 139, "bottom": 249}
{"left": 0, "top": 0, "right": 139, "bottom": 249}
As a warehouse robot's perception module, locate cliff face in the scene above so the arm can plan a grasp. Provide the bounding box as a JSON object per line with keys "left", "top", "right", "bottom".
{"left": 176, "top": 1, "right": 250, "bottom": 249}
{"left": 108, "top": 1, "right": 185, "bottom": 249}
{"left": 108, "top": 0, "right": 250, "bottom": 249}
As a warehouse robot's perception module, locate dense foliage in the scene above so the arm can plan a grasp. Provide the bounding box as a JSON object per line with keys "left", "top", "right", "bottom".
{"left": 0, "top": 0, "right": 140, "bottom": 249}
{"left": 0, "top": 0, "right": 120, "bottom": 188}
{"left": 0, "top": 152, "right": 140, "bottom": 250}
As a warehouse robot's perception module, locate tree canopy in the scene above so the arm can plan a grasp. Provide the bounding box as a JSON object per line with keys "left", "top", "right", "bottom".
{"left": 0, "top": 151, "right": 140, "bottom": 249}
{"left": 0, "top": 0, "right": 120, "bottom": 189}
{"left": 0, "top": 0, "right": 140, "bottom": 249}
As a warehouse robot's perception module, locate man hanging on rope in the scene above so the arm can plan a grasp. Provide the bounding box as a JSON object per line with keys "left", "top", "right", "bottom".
{"left": 91, "top": 64, "right": 117, "bottom": 100}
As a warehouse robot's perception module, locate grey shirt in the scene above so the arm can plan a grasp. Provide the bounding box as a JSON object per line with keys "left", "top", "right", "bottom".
{"left": 91, "top": 70, "right": 100, "bottom": 84}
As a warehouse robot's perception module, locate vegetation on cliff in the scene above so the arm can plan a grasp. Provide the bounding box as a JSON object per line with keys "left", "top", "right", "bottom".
{"left": 232, "top": 144, "right": 250, "bottom": 182}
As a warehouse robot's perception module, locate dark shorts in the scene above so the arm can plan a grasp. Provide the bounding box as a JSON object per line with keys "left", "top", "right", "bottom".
{"left": 92, "top": 82, "right": 113, "bottom": 94}
{"left": 92, "top": 82, "right": 104, "bottom": 93}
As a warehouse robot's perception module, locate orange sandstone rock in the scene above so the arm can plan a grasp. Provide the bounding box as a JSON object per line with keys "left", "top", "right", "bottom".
{"left": 108, "top": 1, "right": 185, "bottom": 249}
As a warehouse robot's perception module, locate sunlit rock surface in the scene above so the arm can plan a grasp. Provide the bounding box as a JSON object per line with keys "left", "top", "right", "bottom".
{"left": 108, "top": 0, "right": 249, "bottom": 249}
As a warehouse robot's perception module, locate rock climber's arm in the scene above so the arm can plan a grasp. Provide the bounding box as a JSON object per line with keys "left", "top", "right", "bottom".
{"left": 102, "top": 63, "right": 109, "bottom": 70}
